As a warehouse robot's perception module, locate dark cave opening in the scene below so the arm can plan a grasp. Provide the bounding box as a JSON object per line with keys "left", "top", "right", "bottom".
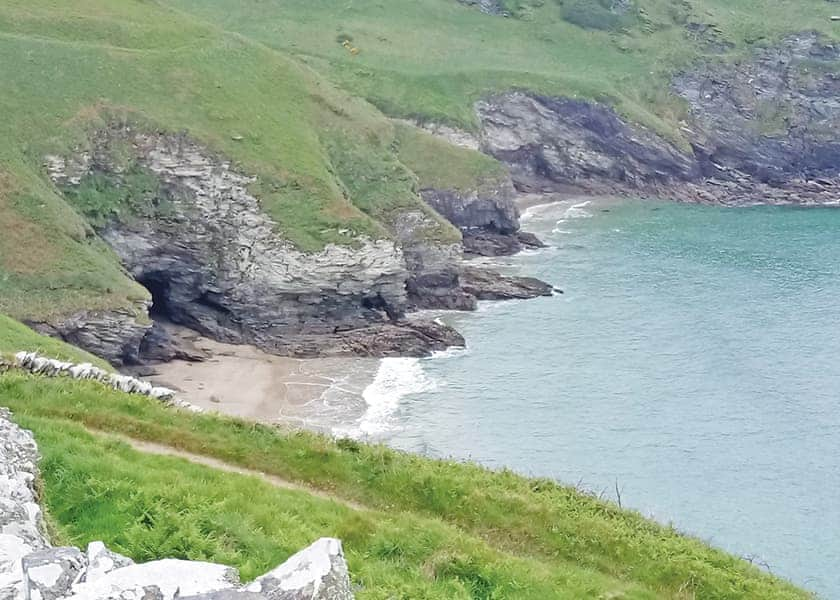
{"left": 362, "top": 293, "right": 399, "bottom": 321}
{"left": 137, "top": 272, "right": 173, "bottom": 320}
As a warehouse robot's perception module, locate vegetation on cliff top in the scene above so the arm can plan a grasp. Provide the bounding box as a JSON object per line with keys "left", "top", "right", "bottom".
{"left": 1, "top": 0, "right": 837, "bottom": 322}
{"left": 0, "top": 370, "right": 809, "bottom": 599}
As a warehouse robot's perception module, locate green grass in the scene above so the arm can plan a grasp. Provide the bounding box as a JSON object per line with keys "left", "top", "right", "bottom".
{"left": 161, "top": 0, "right": 840, "bottom": 137}
{"left": 0, "top": 372, "right": 810, "bottom": 599}
{"left": 394, "top": 123, "right": 508, "bottom": 193}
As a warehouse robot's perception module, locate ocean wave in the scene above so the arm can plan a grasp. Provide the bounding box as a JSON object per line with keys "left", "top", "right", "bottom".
{"left": 428, "top": 346, "right": 470, "bottom": 360}
{"left": 562, "top": 201, "right": 593, "bottom": 220}
{"left": 354, "top": 358, "right": 437, "bottom": 437}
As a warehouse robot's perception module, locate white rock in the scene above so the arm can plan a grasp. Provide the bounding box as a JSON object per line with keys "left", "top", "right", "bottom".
{"left": 83, "top": 543, "right": 133, "bottom": 583}
{"left": 68, "top": 559, "right": 239, "bottom": 600}
{"left": 245, "top": 539, "right": 352, "bottom": 600}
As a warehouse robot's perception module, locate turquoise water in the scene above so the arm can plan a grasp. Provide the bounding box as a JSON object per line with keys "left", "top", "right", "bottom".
{"left": 382, "top": 199, "right": 840, "bottom": 597}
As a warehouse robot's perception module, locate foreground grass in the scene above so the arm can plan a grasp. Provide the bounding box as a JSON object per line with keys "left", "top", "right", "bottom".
{"left": 1, "top": 373, "right": 809, "bottom": 599}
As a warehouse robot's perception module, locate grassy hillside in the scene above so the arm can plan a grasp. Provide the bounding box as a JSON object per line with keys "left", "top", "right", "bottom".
{"left": 0, "top": 0, "right": 458, "bottom": 323}
{"left": 161, "top": 0, "right": 840, "bottom": 138}
{"left": 1, "top": 371, "right": 809, "bottom": 599}
{"left": 2, "top": 0, "right": 835, "bottom": 323}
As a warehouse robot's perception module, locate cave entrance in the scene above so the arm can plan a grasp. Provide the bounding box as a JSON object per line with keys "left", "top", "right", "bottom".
{"left": 137, "top": 272, "right": 173, "bottom": 321}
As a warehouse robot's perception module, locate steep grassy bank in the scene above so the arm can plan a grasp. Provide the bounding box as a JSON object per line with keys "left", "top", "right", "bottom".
{"left": 0, "top": 0, "right": 460, "bottom": 324}
{"left": 0, "top": 370, "right": 809, "bottom": 599}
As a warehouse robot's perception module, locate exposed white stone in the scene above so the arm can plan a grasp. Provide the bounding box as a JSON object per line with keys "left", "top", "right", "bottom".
{"left": 67, "top": 560, "right": 239, "bottom": 600}
{"left": 11, "top": 353, "right": 191, "bottom": 411}
{"left": 83, "top": 543, "right": 133, "bottom": 583}
{"left": 245, "top": 538, "right": 353, "bottom": 600}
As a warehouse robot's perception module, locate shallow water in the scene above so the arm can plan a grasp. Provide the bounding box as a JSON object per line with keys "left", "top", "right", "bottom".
{"left": 368, "top": 198, "right": 840, "bottom": 597}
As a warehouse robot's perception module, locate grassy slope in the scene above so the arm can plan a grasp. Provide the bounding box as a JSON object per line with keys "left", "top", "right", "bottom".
{"left": 161, "top": 0, "right": 840, "bottom": 139}
{"left": 0, "top": 0, "right": 457, "bottom": 321}
{"left": 1, "top": 372, "right": 809, "bottom": 600}
{"left": 394, "top": 123, "right": 509, "bottom": 193}
{"left": 3, "top": 0, "right": 834, "bottom": 321}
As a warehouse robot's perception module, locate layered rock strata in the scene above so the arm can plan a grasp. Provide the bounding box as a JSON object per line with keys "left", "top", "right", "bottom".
{"left": 476, "top": 33, "right": 840, "bottom": 206}
{"left": 45, "top": 127, "right": 464, "bottom": 361}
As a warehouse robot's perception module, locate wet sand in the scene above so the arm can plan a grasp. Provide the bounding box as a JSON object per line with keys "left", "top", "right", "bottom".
{"left": 140, "top": 332, "right": 379, "bottom": 434}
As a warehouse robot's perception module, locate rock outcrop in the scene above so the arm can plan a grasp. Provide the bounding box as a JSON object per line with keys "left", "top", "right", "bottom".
{"left": 46, "top": 126, "right": 463, "bottom": 360}
{"left": 419, "top": 181, "right": 544, "bottom": 257}
{"left": 460, "top": 267, "right": 557, "bottom": 301}
{"left": 0, "top": 408, "right": 355, "bottom": 600}
{"left": 673, "top": 31, "right": 840, "bottom": 201}
{"left": 27, "top": 303, "right": 152, "bottom": 368}
{"left": 476, "top": 92, "right": 699, "bottom": 197}
{"left": 456, "top": 0, "right": 507, "bottom": 16}
{"left": 476, "top": 33, "right": 840, "bottom": 206}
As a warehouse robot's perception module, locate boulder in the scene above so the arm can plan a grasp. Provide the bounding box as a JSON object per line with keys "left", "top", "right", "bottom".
{"left": 83, "top": 543, "right": 134, "bottom": 583}
{"left": 22, "top": 547, "right": 87, "bottom": 600}
{"left": 67, "top": 559, "right": 239, "bottom": 600}
{"left": 245, "top": 539, "right": 353, "bottom": 600}
{"left": 460, "top": 267, "right": 556, "bottom": 301}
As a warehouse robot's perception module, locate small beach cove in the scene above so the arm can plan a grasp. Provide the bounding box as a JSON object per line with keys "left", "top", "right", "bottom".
{"left": 134, "top": 195, "right": 840, "bottom": 598}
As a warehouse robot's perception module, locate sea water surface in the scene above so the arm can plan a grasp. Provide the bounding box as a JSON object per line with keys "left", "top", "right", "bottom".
{"left": 360, "top": 199, "right": 840, "bottom": 597}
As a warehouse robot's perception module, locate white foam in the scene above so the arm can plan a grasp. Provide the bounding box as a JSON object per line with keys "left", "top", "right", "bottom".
{"left": 562, "top": 201, "right": 593, "bottom": 220}
{"left": 429, "top": 346, "right": 470, "bottom": 360}
{"left": 354, "top": 358, "right": 437, "bottom": 437}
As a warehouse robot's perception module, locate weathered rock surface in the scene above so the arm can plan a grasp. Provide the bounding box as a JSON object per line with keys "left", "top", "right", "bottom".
{"left": 245, "top": 538, "right": 353, "bottom": 600}
{"left": 476, "top": 33, "right": 840, "bottom": 206}
{"left": 83, "top": 543, "right": 134, "bottom": 583}
{"left": 462, "top": 230, "right": 546, "bottom": 257}
{"left": 47, "top": 127, "right": 461, "bottom": 360}
{"left": 0, "top": 408, "right": 50, "bottom": 600}
{"left": 456, "top": 0, "right": 507, "bottom": 16}
{"left": 27, "top": 303, "right": 151, "bottom": 368}
{"left": 419, "top": 184, "right": 519, "bottom": 236}
{"left": 0, "top": 408, "right": 355, "bottom": 600}
{"left": 476, "top": 91, "right": 699, "bottom": 197}
{"left": 22, "top": 548, "right": 87, "bottom": 600}
{"left": 460, "top": 267, "right": 556, "bottom": 301}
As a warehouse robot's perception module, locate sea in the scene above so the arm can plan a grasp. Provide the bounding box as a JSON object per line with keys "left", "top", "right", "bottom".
{"left": 334, "top": 197, "right": 840, "bottom": 597}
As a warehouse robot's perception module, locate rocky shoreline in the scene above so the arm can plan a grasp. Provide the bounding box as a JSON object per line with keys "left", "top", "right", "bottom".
{"left": 30, "top": 31, "right": 840, "bottom": 368}
{"left": 475, "top": 32, "right": 840, "bottom": 208}
{"left": 35, "top": 125, "right": 552, "bottom": 367}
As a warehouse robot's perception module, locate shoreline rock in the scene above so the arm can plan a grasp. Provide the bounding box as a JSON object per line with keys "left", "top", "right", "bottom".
{"left": 475, "top": 33, "right": 840, "bottom": 208}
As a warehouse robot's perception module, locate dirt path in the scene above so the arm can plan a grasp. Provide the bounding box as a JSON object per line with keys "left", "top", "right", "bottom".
{"left": 107, "top": 433, "right": 369, "bottom": 512}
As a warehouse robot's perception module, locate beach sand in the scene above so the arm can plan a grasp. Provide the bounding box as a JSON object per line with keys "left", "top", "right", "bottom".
{"left": 138, "top": 329, "right": 379, "bottom": 433}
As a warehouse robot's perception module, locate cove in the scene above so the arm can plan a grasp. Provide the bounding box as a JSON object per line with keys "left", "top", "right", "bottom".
{"left": 379, "top": 198, "right": 840, "bottom": 598}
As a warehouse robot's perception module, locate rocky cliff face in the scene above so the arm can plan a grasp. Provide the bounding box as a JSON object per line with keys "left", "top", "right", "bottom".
{"left": 0, "top": 407, "right": 354, "bottom": 600}
{"left": 476, "top": 92, "right": 699, "bottom": 196}
{"left": 477, "top": 33, "right": 840, "bottom": 206}
{"left": 46, "top": 126, "right": 464, "bottom": 360}
{"left": 674, "top": 32, "right": 840, "bottom": 186}
{"left": 27, "top": 302, "right": 151, "bottom": 367}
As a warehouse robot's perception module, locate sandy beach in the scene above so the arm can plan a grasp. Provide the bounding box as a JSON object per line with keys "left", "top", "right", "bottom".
{"left": 137, "top": 329, "right": 380, "bottom": 433}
